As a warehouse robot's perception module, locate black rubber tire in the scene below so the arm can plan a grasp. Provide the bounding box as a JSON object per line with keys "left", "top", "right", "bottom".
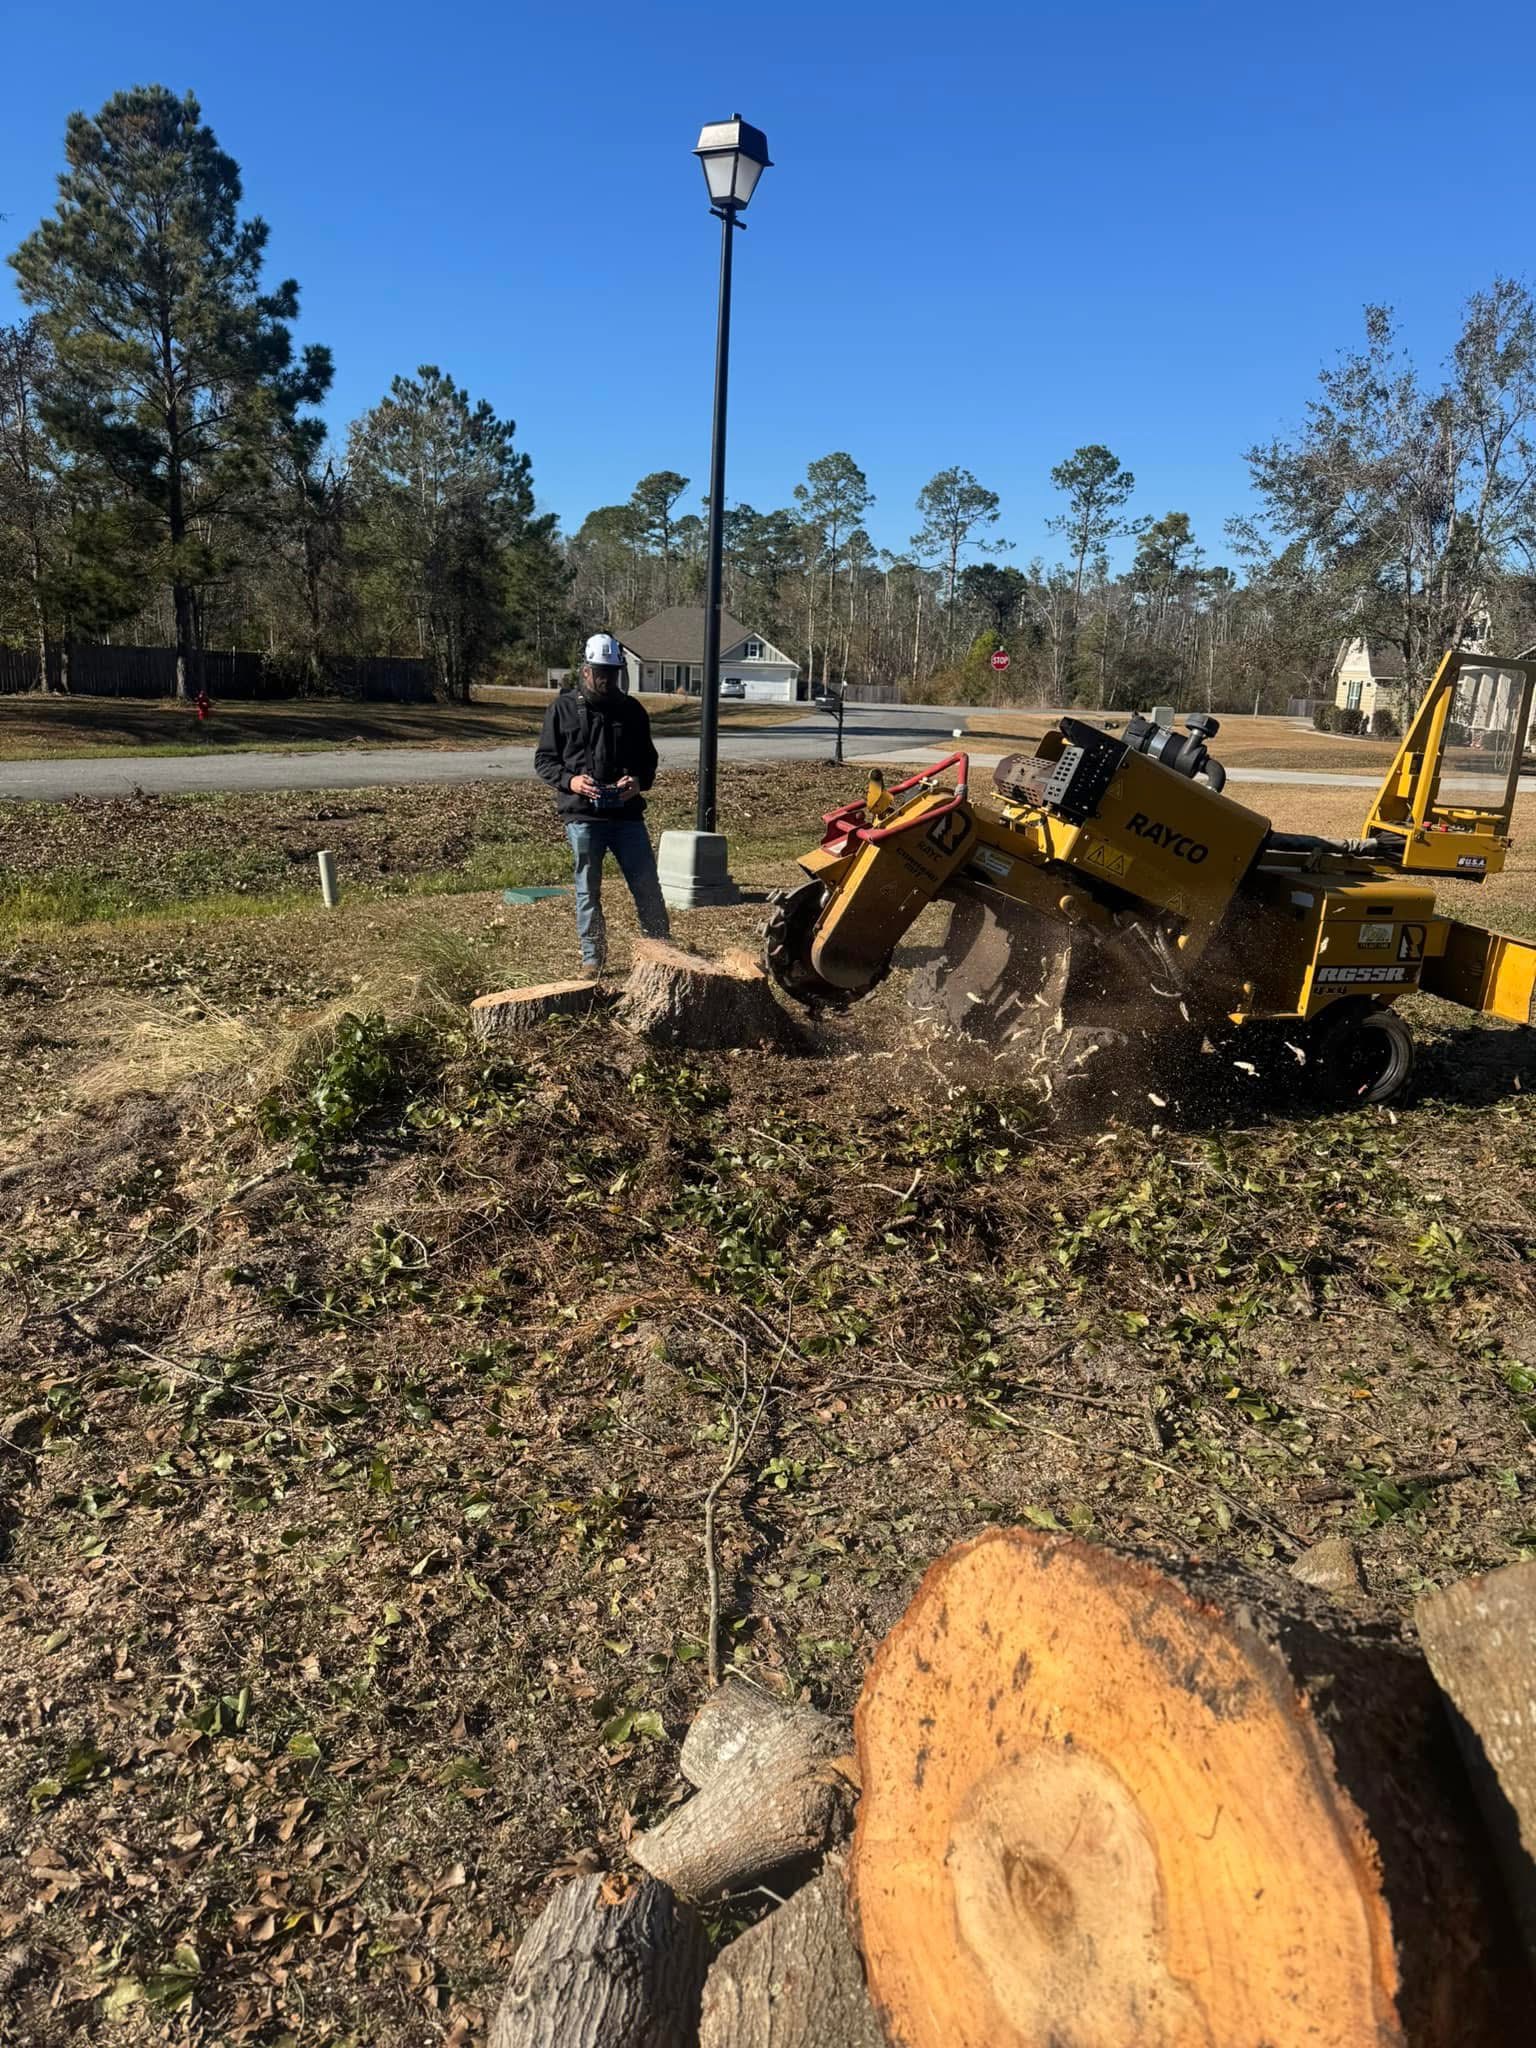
{"left": 762, "top": 881, "right": 890, "bottom": 1012}
{"left": 1308, "top": 1000, "right": 1415, "bottom": 1106}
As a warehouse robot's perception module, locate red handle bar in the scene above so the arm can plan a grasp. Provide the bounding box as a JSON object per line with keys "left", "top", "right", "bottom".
{"left": 821, "top": 752, "right": 970, "bottom": 846}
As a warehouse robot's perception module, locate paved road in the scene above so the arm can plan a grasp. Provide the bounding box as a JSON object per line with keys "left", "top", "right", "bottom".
{"left": 1, "top": 703, "right": 1530, "bottom": 801}
{"left": 0, "top": 706, "right": 962, "bottom": 802}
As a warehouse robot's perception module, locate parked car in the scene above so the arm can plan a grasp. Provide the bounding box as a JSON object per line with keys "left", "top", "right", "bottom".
{"left": 720, "top": 678, "right": 746, "bottom": 699}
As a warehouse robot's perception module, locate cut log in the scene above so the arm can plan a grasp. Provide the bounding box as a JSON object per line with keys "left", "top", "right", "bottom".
{"left": 853, "top": 1527, "right": 1526, "bottom": 2048}
{"left": 699, "top": 1851, "right": 885, "bottom": 2048}
{"left": 680, "top": 1674, "right": 832, "bottom": 1790}
{"left": 471, "top": 980, "right": 612, "bottom": 1038}
{"left": 489, "top": 1872, "right": 706, "bottom": 2048}
{"left": 1416, "top": 1560, "right": 1536, "bottom": 1972}
{"left": 632, "top": 1684, "right": 855, "bottom": 1901}
{"left": 616, "top": 940, "right": 805, "bottom": 1051}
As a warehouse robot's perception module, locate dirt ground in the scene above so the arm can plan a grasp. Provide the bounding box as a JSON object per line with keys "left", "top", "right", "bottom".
{"left": 0, "top": 692, "right": 790, "bottom": 763}
{"left": 2, "top": 766, "right": 1534, "bottom": 2044}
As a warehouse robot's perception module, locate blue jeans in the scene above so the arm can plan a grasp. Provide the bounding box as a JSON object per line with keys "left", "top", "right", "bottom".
{"left": 565, "top": 819, "right": 671, "bottom": 966}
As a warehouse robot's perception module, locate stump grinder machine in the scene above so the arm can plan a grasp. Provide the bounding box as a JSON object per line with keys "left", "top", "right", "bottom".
{"left": 763, "top": 650, "right": 1536, "bottom": 1103}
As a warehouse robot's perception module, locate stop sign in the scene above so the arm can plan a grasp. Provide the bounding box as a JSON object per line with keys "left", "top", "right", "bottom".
{"left": 990, "top": 650, "right": 1010, "bottom": 672}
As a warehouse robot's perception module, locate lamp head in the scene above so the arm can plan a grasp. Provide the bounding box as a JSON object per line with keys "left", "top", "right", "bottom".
{"left": 694, "top": 114, "right": 772, "bottom": 210}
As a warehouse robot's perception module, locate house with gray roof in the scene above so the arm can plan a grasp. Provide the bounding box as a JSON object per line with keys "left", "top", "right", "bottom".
{"left": 620, "top": 605, "right": 800, "bottom": 703}
{"left": 1332, "top": 636, "right": 1405, "bottom": 720}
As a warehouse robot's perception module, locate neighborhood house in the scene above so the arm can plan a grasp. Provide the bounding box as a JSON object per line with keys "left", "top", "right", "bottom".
{"left": 620, "top": 605, "right": 801, "bottom": 703}
{"left": 1331, "top": 637, "right": 1405, "bottom": 722}
{"left": 1332, "top": 614, "right": 1520, "bottom": 755}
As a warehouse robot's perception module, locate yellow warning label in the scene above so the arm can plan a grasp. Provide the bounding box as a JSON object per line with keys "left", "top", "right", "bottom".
{"left": 1083, "top": 841, "right": 1130, "bottom": 880}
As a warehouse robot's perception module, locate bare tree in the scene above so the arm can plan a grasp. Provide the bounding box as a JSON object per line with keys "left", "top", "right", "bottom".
{"left": 1246, "top": 281, "right": 1536, "bottom": 698}
{"left": 0, "top": 318, "right": 59, "bottom": 686}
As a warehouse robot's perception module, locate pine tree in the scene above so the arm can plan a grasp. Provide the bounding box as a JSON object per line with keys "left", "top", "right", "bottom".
{"left": 794, "top": 453, "right": 874, "bottom": 686}
{"left": 349, "top": 367, "right": 536, "bottom": 700}
{"left": 629, "top": 471, "right": 690, "bottom": 606}
{"left": 912, "top": 467, "right": 1003, "bottom": 660}
{"left": 10, "top": 84, "right": 331, "bottom": 696}
{"left": 1047, "top": 446, "right": 1135, "bottom": 689}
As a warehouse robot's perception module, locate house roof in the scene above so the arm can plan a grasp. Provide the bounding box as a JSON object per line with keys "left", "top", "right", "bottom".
{"left": 623, "top": 605, "right": 760, "bottom": 663}
{"left": 1337, "top": 635, "right": 1406, "bottom": 679}
{"left": 1365, "top": 638, "right": 1406, "bottom": 677}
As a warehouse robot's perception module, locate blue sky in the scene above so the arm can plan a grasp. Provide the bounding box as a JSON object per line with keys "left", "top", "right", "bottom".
{"left": 3, "top": 0, "right": 1533, "bottom": 570}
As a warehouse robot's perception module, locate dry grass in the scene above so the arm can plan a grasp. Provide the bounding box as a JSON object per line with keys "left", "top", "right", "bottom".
{"left": 65, "top": 998, "right": 272, "bottom": 1109}
{"left": 961, "top": 709, "right": 1402, "bottom": 776}
{"left": 0, "top": 690, "right": 798, "bottom": 761}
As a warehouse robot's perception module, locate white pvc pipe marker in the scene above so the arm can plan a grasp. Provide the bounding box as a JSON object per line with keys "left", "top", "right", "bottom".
{"left": 317, "top": 849, "right": 339, "bottom": 909}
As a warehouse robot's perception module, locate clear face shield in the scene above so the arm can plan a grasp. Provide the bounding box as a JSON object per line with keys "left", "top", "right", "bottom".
{"left": 1444, "top": 665, "right": 1524, "bottom": 779}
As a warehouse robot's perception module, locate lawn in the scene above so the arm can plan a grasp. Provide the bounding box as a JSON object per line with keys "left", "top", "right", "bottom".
{"left": 962, "top": 708, "right": 1404, "bottom": 777}
{"left": 0, "top": 690, "right": 799, "bottom": 762}
{"left": 2, "top": 768, "right": 1534, "bottom": 2044}
{"left": 0, "top": 761, "right": 850, "bottom": 932}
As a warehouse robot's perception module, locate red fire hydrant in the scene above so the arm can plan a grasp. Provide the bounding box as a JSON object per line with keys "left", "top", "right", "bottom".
{"left": 195, "top": 689, "right": 211, "bottom": 722}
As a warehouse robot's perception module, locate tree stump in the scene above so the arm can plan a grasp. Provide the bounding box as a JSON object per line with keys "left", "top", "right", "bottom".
{"left": 1416, "top": 1559, "right": 1536, "bottom": 1972}
{"left": 632, "top": 1679, "right": 856, "bottom": 1902}
{"left": 472, "top": 981, "right": 613, "bottom": 1039}
{"left": 852, "top": 1528, "right": 1526, "bottom": 2048}
{"left": 616, "top": 941, "right": 805, "bottom": 1051}
{"left": 699, "top": 1851, "right": 884, "bottom": 2048}
{"left": 489, "top": 1872, "right": 706, "bottom": 2048}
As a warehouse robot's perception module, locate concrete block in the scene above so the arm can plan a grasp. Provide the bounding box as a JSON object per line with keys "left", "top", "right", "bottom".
{"left": 657, "top": 830, "right": 741, "bottom": 910}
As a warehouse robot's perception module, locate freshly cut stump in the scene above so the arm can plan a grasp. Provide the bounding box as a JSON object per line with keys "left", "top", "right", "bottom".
{"left": 852, "top": 1528, "right": 1524, "bottom": 2048}
{"left": 489, "top": 1872, "right": 706, "bottom": 2048}
{"left": 632, "top": 1679, "right": 855, "bottom": 1901}
{"left": 617, "top": 940, "right": 805, "bottom": 1051}
{"left": 472, "top": 981, "right": 612, "bottom": 1038}
{"left": 1417, "top": 1559, "right": 1536, "bottom": 1971}
{"left": 699, "top": 1851, "right": 884, "bottom": 2048}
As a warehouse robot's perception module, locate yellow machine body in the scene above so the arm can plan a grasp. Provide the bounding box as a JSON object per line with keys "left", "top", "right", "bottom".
{"left": 1001, "top": 735, "right": 1271, "bottom": 959}
{"left": 1421, "top": 922, "right": 1536, "bottom": 1026}
{"left": 807, "top": 789, "right": 979, "bottom": 990}
{"left": 1233, "top": 860, "right": 1447, "bottom": 1021}
{"left": 766, "top": 653, "right": 1536, "bottom": 1098}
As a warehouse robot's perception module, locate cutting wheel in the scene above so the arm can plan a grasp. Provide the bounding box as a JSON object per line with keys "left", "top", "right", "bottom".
{"left": 763, "top": 880, "right": 892, "bottom": 1011}
{"left": 906, "top": 893, "right": 1074, "bottom": 1046}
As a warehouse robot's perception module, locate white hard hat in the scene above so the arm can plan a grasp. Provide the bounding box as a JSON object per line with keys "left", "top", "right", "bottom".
{"left": 584, "top": 632, "right": 623, "bottom": 668}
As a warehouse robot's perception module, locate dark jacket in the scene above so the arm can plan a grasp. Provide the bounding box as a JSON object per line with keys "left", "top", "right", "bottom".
{"left": 534, "top": 687, "right": 659, "bottom": 820}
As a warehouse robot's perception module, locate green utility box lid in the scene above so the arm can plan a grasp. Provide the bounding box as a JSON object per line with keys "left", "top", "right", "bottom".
{"left": 502, "top": 886, "right": 572, "bottom": 905}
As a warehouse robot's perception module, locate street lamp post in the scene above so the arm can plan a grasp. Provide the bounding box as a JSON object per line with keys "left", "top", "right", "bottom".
{"left": 657, "top": 115, "right": 772, "bottom": 911}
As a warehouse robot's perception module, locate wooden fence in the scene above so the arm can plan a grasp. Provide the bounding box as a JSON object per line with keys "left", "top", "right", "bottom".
{"left": 0, "top": 645, "right": 433, "bottom": 702}
{"left": 834, "top": 681, "right": 906, "bottom": 705}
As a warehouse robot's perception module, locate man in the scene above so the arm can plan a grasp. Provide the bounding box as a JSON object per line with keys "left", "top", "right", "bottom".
{"left": 535, "top": 632, "right": 671, "bottom": 978}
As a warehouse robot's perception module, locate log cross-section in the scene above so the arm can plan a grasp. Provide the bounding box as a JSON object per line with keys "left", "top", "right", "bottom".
{"left": 852, "top": 1527, "right": 1526, "bottom": 2048}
